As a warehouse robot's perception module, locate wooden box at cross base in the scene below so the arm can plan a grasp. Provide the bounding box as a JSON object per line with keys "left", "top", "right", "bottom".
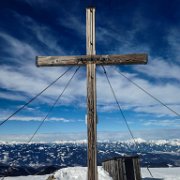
{"left": 102, "top": 155, "right": 141, "bottom": 180}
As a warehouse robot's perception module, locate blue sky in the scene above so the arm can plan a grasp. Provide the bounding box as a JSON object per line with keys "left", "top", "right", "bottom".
{"left": 0, "top": 0, "right": 180, "bottom": 141}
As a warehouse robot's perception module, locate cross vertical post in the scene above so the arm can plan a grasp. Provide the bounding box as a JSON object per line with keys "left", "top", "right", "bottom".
{"left": 86, "top": 7, "right": 98, "bottom": 180}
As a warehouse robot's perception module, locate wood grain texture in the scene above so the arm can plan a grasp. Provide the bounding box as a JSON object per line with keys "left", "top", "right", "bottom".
{"left": 36, "top": 54, "right": 148, "bottom": 67}
{"left": 86, "top": 7, "right": 98, "bottom": 180}
{"left": 87, "top": 63, "right": 97, "bottom": 180}
{"left": 102, "top": 156, "right": 141, "bottom": 180}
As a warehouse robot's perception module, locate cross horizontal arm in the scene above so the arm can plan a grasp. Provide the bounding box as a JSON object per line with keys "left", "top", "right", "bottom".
{"left": 36, "top": 54, "right": 148, "bottom": 67}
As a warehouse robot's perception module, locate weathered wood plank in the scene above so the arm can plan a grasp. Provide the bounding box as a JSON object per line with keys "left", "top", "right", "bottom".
{"left": 102, "top": 156, "right": 141, "bottom": 180}
{"left": 86, "top": 7, "right": 98, "bottom": 180}
{"left": 36, "top": 54, "right": 148, "bottom": 67}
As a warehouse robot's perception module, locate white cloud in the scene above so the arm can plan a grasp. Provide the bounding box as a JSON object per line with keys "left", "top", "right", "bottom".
{"left": 134, "top": 104, "right": 180, "bottom": 117}
{"left": 96, "top": 10, "right": 150, "bottom": 54}
{"left": 0, "top": 10, "right": 180, "bottom": 120}
{"left": 0, "top": 32, "right": 38, "bottom": 60}
{"left": 59, "top": 15, "right": 85, "bottom": 37}
{"left": 0, "top": 114, "right": 82, "bottom": 122}
{"left": 0, "top": 91, "right": 26, "bottom": 101}
{"left": 0, "top": 51, "right": 86, "bottom": 104}
{"left": 96, "top": 66, "right": 180, "bottom": 116}
{"left": 1, "top": 56, "right": 180, "bottom": 117}
{"left": 97, "top": 104, "right": 118, "bottom": 112}
{"left": 167, "top": 27, "right": 180, "bottom": 60}
{"left": 142, "top": 119, "right": 180, "bottom": 127}
{"left": 12, "top": 11, "right": 66, "bottom": 55}
{"left": 134, "top": 57, "right": 180, "bottom": 81}
{"left": 0, "top": 11, "right": 86, "bottom": 104}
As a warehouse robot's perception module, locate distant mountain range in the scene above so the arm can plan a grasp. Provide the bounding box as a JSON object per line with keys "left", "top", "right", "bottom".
{"left": 0, "top": 139, "right": 180, "bottom": 177}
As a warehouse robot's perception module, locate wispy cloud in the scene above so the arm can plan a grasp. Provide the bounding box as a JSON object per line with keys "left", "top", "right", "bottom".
{"left": 133, "top": 104, "right": 180, "bottom": 117}
{"left": 167, "top": 27, "right": 180, "bottom": 60}
{"left": 1, "top": 56, "right": 180, "bottom": 117}
{"left": 0, "top": 115, "right": 82, "bottom": 122}
{"left": 96, "top": 9, "right": 150, "bottom": 54}
{"left": 142, "top": 119, "right": 180, "bottom": 127}
{"left": 134, "top": 57, "right": 180, "bottom": 81}
{"left": 0, "top": 32, "right": 38, "bottom": 60}
{"left": 96, "top": 66, "right": 180, "bottom": 116}
{"left": 0, "top": 91, "right": 26, "bottom": 101}
{"left": 0, "top": 3, "right": 180, "bottom": 122}
{"left": 0, "top": 11, "right": 86, "bottom": 104}
{"left": 58, "top": 15, "right": 85, "bottom": 37}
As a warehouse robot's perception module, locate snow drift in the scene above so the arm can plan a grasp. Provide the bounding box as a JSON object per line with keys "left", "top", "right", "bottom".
{"left": 4, "top": 167, "right": 180, "bottom": 180}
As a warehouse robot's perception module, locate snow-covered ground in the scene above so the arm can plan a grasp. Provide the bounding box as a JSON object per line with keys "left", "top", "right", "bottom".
{"left": 141, "top": 167, "right": 180, "bottom": 180}
{"left": 3, "top": 167, "right": 180, "bottom": 180}
{"left": 1, "top": 138, "right": 180, "bottom": 146}
{"left": 2, "top": 175, "right": 50, "bottom": 180}
{"left": 54, "top": 167, "right": 112, "bottom": 180}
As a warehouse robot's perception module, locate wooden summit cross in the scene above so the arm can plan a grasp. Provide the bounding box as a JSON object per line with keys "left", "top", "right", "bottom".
{"left": 36, "top": 7, "right": 147, "bottom": 180}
